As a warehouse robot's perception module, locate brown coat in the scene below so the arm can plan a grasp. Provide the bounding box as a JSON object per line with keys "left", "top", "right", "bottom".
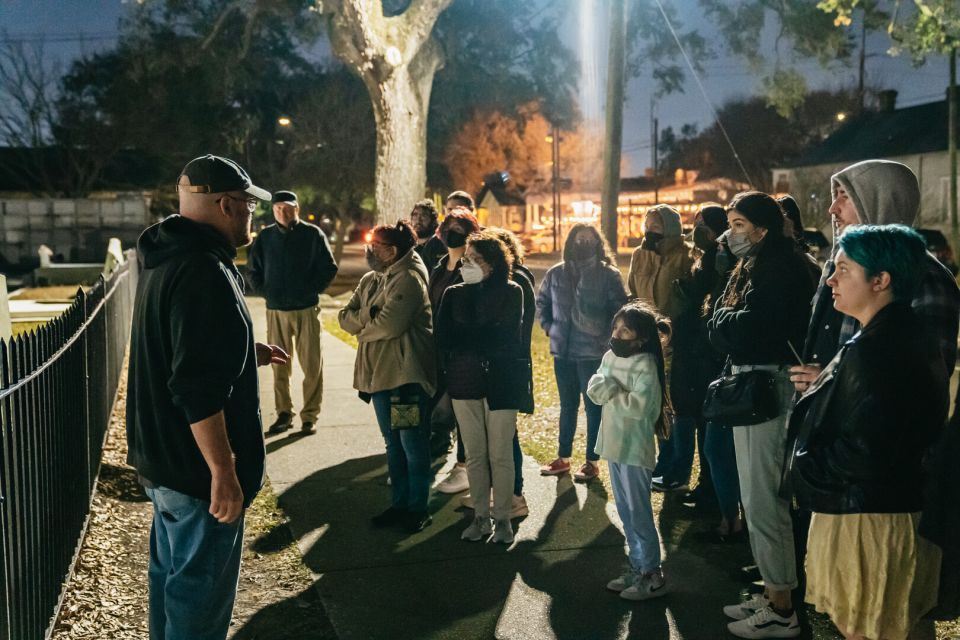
{"left": 627, "top": 236, "right": 694, "bottom": 318}
{"left": 338, "top": 249, "right": 437, "bottom": 396}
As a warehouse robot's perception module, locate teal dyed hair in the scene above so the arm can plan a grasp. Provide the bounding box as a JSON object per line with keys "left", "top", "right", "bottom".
{"left": 838, "top": 224, "right": 927, "bottom": 301}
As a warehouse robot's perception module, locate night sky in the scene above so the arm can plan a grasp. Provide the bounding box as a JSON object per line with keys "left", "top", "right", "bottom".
{"left": 0, "top": 0, "right": 950, "bottom": 175}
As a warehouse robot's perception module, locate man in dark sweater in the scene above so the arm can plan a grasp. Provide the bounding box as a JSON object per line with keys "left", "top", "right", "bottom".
{"left": 411, "top": 198, "right": 447, "bottom": 272}
{"left": 247, "top": 190, "right": 339, "bottom": 435}
{"left": 126, "top": 155, "right": 287, "bottom": 640}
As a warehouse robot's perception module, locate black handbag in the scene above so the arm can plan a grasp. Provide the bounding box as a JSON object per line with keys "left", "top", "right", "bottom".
{"left": 702, "top": 367, "right": 780, "bottom": 426}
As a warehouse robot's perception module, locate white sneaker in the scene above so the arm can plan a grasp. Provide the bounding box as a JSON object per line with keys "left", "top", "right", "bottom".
{"left": 723, "top": 593, "right": 771, "bottom": 620}
{"left": 461, "top": 515, "right": 492, "bottom": 541}
{"left": 511, "top": 494, "right": 529, "bottom": 518}
{"left": 491, "top": 519, "right": 514, "bottom": 544}
{"left": 606, "top": 565, "right": 641, "bottom": 592}
{"left": 436, "top": 464, "right": 469, "bottom": 494}
{"left": 620, "top": 571, "right": 667, "bottom": 601}
{"left": 727, "top": 606, "right": 800, "bottom": 639}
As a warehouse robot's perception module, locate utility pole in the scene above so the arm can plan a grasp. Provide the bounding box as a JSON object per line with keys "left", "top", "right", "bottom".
{"left": 601, "top": 0, "right": 627, "bottom": 253}
{"left": 653, "top": 117, "right": 659, "bottom": 204}
{"left": 551, "top": 124, "right": 561, "bottom": 253}
{"left": 950, "top": 47, "right": 957, "bottom": 241}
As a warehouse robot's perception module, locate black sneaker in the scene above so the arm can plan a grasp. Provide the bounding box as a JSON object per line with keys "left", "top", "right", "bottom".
{"left": 370, "top": 506, "right": 406, "bottom": 528}
{"left": 300, "top": 421, "right": 316, "bottom": 435}
{"left": 403, "top": 511, "right": 432, "bottom": 533}
{"left": 266, "top": 412, "right": 293, "bottom": 435}
{"left": 651, "top": 479, "right": 689, "bottom": 493}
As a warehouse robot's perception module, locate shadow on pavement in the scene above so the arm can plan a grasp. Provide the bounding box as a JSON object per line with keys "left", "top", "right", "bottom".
{"left": 235, "top": 451, "right": 759, "bottom": 640}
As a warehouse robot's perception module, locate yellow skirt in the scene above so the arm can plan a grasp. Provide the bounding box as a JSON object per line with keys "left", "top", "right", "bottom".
{"left": 805, "top": 512, "right": 941, "bottom": 640}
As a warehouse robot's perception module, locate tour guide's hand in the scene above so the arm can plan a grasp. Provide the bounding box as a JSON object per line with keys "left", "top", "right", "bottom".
{"left": 256, "top": 342, "right": 289, "bottom": 367}
{"left": 210, "top": 469, "right": 244, "bottom": 524}
{"left": 789, "top": 364, "right": 822, "bottom": 394}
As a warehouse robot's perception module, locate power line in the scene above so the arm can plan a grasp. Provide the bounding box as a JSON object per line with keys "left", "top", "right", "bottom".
{"left": 651, "top": 0, "right": 755, "bottom": 188}
{"left": 0, "top": 32, "right": 119, "bottom": 45}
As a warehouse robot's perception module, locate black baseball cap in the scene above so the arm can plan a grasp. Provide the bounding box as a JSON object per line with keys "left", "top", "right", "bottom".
{"left": 179, "top": 154, "right": 271, "bottom": 200}
{"left": 271, "top": 190, "right": 298, "bottom": 205}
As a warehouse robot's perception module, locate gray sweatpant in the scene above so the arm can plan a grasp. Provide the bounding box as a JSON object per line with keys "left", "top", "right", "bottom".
{"left": 731, "top": 370, "right": 798, "bottom": 592}
{"left": 452, "top": 398, "right": 517, "bottom": 521}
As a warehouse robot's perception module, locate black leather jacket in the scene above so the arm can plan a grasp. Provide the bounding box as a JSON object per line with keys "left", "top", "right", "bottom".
{"left": 784, "top": 303, "right": 948, "bottom": 514}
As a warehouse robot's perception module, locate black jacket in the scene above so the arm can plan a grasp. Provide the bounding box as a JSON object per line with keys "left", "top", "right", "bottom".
{"left": 785, "top": 303, "right": 948, "bottom": 514}
{"left": 708, "top": 236, "right": 816, "bottom": 366}
{"left": 247, "top": 219, "right": 338, "bottom": 310}
{"left": 669, "top": 244, "right": 732, "bottom": 416}
{"left": 415, "top": 236, "right": 447, "bottom": 273}
{"left": 513, "top": 264, "right": 536, "bottom": 414}
{"left": 435, "top": 278, "right": 527, "bottom": 410}
{"left": 126, "top": 215, "right": 263, "bottom": 507}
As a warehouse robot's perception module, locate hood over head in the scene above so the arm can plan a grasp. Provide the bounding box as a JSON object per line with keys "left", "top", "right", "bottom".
{"left": 137, "top": 215, "right": 236, "bottom": 269}
{"left": 646, "top": 204, "right": 683, "bottom": 237}
{"left": 831, "top": 160, "right": 919, "bottom": 226}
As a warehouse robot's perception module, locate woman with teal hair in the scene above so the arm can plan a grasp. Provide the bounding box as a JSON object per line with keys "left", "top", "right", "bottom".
{"left": 787, "top": 224, "right": 948, "bottom": 640}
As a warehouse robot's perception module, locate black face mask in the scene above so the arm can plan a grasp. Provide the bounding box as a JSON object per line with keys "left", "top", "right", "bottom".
{"left": 569, "top": 243, "right": 597, "bottom": 262}
{"left": 642, "top": 232, "right": 664, "bottom": 252}
{"left": 610, "top": 338, "right": 641, "bottom": 358}
{"left": 442, "top": 229, "right": 467, "bottom": 248}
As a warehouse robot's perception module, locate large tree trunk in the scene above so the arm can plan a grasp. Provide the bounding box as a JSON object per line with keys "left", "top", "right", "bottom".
{"left": 323, "top": 0, "right": 451, "bottom": 224}
{"left": 364, "top": 42, "right": 440, "bottom": 223}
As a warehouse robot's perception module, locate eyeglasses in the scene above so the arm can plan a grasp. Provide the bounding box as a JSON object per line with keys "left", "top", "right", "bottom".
{"left": 216, "top": 194, "right": 258, "bottom": 212}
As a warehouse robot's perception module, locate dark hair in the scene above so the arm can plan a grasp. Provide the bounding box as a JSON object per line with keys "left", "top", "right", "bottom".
{"left": 611, "top": 302, "right": 674, "bottom": 439}
{"left": 486, "top": 226, "right": 524, "bottom": 265}
{"left": 412, "top": 198, "right": 438, "bottom": 221}
{"left": 728, "top": 191, "right": 785, "bottom": 237}
{"left": 372, "top": 219, "right": 417, "bottom": 256}
{"left": 698, "top": 202, "right": 728, "bottom": 236}
{"left": 838, "top": 224, "right": 927, "bottom": 301}
{"left": 466, "top": 231, "right": 512, "bottom": 283}
{"left": 438, "top": 210, "right": 480, "bottom": 236}
{"left": 562, "top": 223, "right": 616, "bottom": 265}
{"left": 446, "top": 190, "right": 475, "bottom": 211}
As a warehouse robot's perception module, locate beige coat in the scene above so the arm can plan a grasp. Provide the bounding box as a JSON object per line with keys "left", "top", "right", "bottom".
{"left": 627, "top": 236, "right": 694, "bottom": 318}
{"left": 338, "top": 249, "right": 437, "bottom": 396}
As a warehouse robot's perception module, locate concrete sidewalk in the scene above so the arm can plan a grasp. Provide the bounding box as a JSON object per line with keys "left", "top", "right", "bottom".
{"left": 247, "top": 296, "right": 755, "bottom": 640}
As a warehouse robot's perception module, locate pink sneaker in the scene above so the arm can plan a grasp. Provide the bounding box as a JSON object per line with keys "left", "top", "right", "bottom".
{"left": 540, "top": 458, "right": 571, "bottom": 476}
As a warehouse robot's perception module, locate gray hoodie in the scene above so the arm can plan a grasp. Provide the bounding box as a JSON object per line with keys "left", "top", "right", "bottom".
{"left": 831, "top": 159, "right": 920, "bottom": 227}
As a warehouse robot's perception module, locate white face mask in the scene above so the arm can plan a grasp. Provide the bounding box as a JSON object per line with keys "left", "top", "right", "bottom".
{"left": 460, "top": 261, "right": 485, "bottom": 284}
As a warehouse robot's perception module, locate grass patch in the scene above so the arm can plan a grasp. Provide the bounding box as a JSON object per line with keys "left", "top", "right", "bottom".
{"left": 12, "top": 286, "right": 85, "bottom": 301}
{"left": 11, "top": 321, "right": 47, "bottom": 337}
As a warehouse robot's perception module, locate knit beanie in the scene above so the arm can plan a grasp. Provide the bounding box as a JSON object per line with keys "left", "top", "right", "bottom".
{"left": 830, "top": 160, "right": 919, "bottom": 226}
{"left": 646, "top": 204, "right": 682, "bottom": 237}
{"left": 698, "top": 204, "right": 728, "bottom": 236}
{"left": 728, "top": 191, "right": 784, "bottom": 235}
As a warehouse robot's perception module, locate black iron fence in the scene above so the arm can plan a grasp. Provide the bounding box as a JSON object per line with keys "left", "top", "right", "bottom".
{"left": 0, "top": 251, "right": 138, "bottom": 640}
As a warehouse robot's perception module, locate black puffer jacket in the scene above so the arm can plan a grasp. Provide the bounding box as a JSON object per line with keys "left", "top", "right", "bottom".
{"left": 785, "top": 303, "right": 948, "bottom": 514}
{"left": 435, "top": 278, "right": 526, "bottom": 411}
{"left": 708, "top": 236, "right": 816, "bottom": 365}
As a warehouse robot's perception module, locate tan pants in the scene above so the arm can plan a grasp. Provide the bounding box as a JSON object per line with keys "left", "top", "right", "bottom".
{"left": 452, "top": 398, "right": 517, "bottom": 521}
{"left": 266, "top": 306, "right": 323, "bottom": 422}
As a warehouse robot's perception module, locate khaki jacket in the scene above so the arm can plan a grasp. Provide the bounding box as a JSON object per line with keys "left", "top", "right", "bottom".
{"left": 338, "top": 249, "right": 437, "bottom": 396}
{"left": 627, "top": 236, "right": 694, "bottom": 318}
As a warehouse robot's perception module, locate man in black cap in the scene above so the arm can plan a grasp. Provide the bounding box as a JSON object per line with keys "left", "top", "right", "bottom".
{"left": 127, "top": 154, "right": 288, "bottom": 639}
{"left": 247, "top": 189, "right": 339, "bottom": 435}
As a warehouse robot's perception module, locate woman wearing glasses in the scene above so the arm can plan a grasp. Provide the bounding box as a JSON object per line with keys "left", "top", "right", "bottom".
{"left": 338, "top": 220, "right": 437, "bottom": 534}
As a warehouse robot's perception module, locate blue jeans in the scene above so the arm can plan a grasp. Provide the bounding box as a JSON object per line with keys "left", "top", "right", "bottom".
{"left": 554, "top": 358, "right": 602, "bottom": 461}
{"left": 372, "top": 389, "right": 432, "bottom": 513}
{"left": 652, "top": 415, "right": 698, "bottom": 484}
{"left": 145, "top": 485, "right": 244, "bottom": 640}
{"left": 608, "top": 462, "right": 661, "bottom": 573}
{"left": 704, "top": 422, "right": 741, "bottom": 522}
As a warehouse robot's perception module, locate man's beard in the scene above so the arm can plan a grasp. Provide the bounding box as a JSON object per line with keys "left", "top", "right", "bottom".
{"left": 416, "top": 223, "right": 437, "bottom": 240}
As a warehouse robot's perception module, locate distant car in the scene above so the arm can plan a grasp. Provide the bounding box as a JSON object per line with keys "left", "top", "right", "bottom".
{"left": 522, "top": 229, "right": 559, "bottom": 254}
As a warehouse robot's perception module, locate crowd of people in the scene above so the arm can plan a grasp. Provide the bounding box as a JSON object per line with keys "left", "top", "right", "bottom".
{"left": 126, "top": 154, "right": 960, "bottom": 640}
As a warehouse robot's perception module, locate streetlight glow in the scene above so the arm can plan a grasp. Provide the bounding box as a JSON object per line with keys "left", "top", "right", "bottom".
{"left": 278, "top": 116, "right": 292, "bottom": 127}
{"left": 836, "top": 112, "right": 847, "bottom": 122}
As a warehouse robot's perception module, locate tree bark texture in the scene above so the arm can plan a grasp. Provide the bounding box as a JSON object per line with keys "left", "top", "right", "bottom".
{"left": 322, "top": 0, "right": 451, "bottom": 223}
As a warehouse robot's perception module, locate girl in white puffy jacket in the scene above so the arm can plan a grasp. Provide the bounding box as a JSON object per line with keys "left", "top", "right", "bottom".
{"left": 587, "top": 302, "right": 673, "bottom": 602}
